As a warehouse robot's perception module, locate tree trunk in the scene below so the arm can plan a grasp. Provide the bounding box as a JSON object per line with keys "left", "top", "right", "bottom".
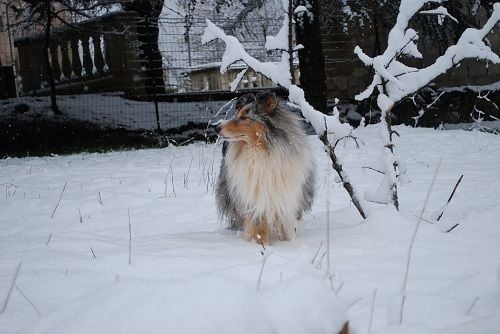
{"left": 122, "top": 0, "right": 166, "bottom": 97}
{"left": 295, "top": 0, "right": 328, "bottom": 114}
{"left": 288, "top": 0, "right": 296, "bottom": 83}
{"left": 383, "top": 109, "right": 400, "bottom": 210}
{"left": 320, "top": 131, "right": 367, "bottom": 219}
{"left": 43, "top": 0, "right": 61, "bottom": 115}
{"left": 138, "top": 15, "right": 166, "bottom": 97}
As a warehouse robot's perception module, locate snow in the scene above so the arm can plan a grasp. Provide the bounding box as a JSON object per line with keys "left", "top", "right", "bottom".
{"left": 265, "top": 0, "right": 289, "bottom": 52}
{"left": 1, "top": 94, "right": 230, "bottom": 131}
{"left": 202, "top": 4, "right": 347, "bottom": 137}
{"left": 440, "top": 82, "right": 500, "bottom": 93}
{"left": 158, "top": 0, "right": 285, "bottom": 89}
{"left": 377, "top": 94, "right": 395, "bottom": 115}
{"left": 351, "top": 0, "right": 499, "bottom": 209}
{"left": 31, "top": 275, "right": 345, "bottom": 334}
{"left": 202, "top": 19, "right": 291, "bottom": 86}
{"left": 419, "top": 6, "right": 458, "bottom": 25}
{"left": 1, "top": 126, "right": 500, "bottom": 333}
{"left": 294, "top": 6, "right": 307, "bottom": 14}
{"left": 354, "top": 0, "right": 500, "bottom": 111}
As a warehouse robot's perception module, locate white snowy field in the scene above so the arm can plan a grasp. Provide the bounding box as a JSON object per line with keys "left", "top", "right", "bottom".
{"left": 1, "top": 125, "right": 499, "bottom": 334}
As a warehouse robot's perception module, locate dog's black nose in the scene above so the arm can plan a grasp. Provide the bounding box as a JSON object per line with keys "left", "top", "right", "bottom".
{"left": 215, "top": 125, "right": 222, "bottom": 134}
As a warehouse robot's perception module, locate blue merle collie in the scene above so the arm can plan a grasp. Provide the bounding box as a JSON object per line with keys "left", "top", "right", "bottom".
{"left": 215, "top": 91, "right": 315, "bottom": 244}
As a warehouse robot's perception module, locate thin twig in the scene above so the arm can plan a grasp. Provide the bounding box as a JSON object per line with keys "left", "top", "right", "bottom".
{"left": 316, "top": 250, "right": 327, "bottom": 270}
{"left": 345, "top": 297, "right": 363, "bottom": 311}
{"left": 178, "top": 137, "right": 194, "bottom": 146}
{"left": 362, "top": 166, "right": 386, "bottom": 175}
{"left": 90, "top": 247, "right": 96, "bottom": 259}
{"left": 311, "top": 241, "right": 324, "bottom": 264}
{"left": 171, "top": 170, "right": 176, "bottom": 197}
{"left": 437, "top": 174, "right": 463, "bottom": 221}
{"left": 399, "top": 156, "right": 443, "bottom": 324}
{"left": 257, "top": 235, "right": 266, "bottom": 253}
{"left": 320, "top": 119, "right": 367, "bottom": 219}
{"left": 256, "top": 251, "right": 273, "bottom": 293}
{"left": 326, "top": 173, "right": 331, "bottom": 273}
{"left": 413, "top": 214, "right": 435, "bottom": 225}
{"left": 333, "top": 133, "right": 360, "bottom": 149}
{"left": 204, "top": 97, "right": 237, "bottom": 139}
{"left": 128, "top": 208, "right": 132, "bottom": 265}
{"left": 50, "top": 181, "right": 67, "bottom": 218}
{"left": 335, "top": 281, "right": 344, "bottom": 295}
{"left": 46, "top": 233, "right": 52, "bottom": 246}
{"left": 328, "top": 274, "right": 335, "bottom": 291}
{"left": 164, "top": 156, "right": 176, "bottom": 197}
{"left": 0, "top": 262, "right": 22, "bottom": 314}
{"left": 465, "top": 297, "right": 480, "bottom": 316}
{"left": 445, "top": 223, "right": 459, "bottom": 233}
{"left": 50, "top": 9, "right": 131, "bottom": 37}
{"left": 209, "top": 144, "right": 218, "bottom": 192}
{"left": 15, "top": 285, "right": 41, "bottom": 317}
{"left": 369, "top": 289, "right": 378, "bottom": 332}
{"left": 184, "top": 156, "right": 194, "bottom": 189}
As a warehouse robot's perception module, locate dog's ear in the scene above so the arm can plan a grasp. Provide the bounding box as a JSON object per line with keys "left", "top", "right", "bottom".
{"left": 256, "top": 92, "right": 277, "bottom": 114}
{"left": 235, "top": 94, "right": 255, "bottom": 111}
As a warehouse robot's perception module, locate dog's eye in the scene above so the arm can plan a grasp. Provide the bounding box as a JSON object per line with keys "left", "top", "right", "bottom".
{"left": 239, "top": 115, "right": 249, "bottom": 121}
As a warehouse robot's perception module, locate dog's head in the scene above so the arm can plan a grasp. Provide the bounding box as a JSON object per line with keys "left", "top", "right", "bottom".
{"left": 215, "top": 91, "right": 278, "bottom": 147}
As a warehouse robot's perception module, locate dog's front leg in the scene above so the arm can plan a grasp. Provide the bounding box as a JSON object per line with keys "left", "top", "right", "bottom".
{"left": 244, "top": 217, "right": 269, "bottom": 245}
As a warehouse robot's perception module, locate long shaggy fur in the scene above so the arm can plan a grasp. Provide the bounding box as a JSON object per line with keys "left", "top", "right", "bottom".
{"left": 215, "top": 91, "right": 315, "bottom": 242}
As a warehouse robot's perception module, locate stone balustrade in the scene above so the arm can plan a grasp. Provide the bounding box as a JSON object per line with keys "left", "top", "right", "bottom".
{"left": 14, "top": 11, "right": 147, "bottom": 97}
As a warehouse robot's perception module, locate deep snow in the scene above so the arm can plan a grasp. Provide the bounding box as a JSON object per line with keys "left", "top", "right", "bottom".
{"left": 0, "top": 126, "right": 500, "bottom": 333}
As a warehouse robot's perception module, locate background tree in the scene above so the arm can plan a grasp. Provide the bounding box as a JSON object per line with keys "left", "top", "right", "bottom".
{"left": 342, "top": 0, "right": 496, "bottom": 56}
{"left": 120, "top": 0, "right": 166, "bottom": 97}
{"left": 5, "top": 0, "right": 117, "bottom": 114}
{"left": 295, "top": 0, "right": 327, "bottom": 113}
{"left": 8, "top": 1, "right": 64, "bottom": 114}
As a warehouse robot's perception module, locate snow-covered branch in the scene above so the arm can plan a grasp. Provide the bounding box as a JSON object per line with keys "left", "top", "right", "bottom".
{"left": 419, "top": 6, "right": 458, "bottom": 25}
{"left": 201, "top": 20, "right": 351, "bottom": 142}
{"left": 353, "top": 0, "right": 499, "bottom": 209}
{"left": 202, "top": 3, "right": 367, "bottom": 218}
{"left": 355, "top": 0, "right": 500, "bottom": 111}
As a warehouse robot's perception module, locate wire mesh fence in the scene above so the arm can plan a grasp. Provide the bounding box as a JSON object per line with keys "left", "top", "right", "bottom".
{"left": 1, "top": 13, "right": 288, "bottom": 134}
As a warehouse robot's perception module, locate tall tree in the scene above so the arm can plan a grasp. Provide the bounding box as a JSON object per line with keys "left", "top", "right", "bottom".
{"left": 9, "top": 0, "right": 63, "bottom": 113}
{"left": 295, "top": 0, "right": 327, "bottom": 113}
{"left": 121, "top": 0, "right": 166, "bottom": 97}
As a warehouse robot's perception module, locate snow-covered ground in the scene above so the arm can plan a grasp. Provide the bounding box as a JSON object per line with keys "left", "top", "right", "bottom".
{"left": 1, "top": 126, "right": 499, "bottom": 333}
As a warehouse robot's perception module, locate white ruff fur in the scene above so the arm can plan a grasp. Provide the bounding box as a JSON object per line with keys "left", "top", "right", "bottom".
{"left": 225, "top": 142, "right": 313, "bottom": 239}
